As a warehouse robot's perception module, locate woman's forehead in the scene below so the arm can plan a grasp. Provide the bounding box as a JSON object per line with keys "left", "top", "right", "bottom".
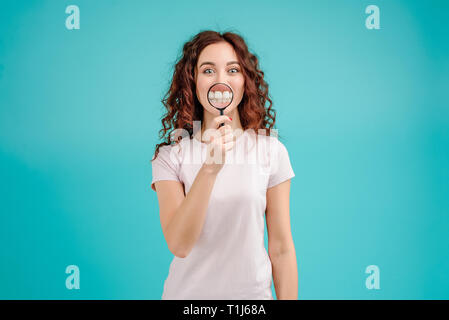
{"left": 198, "top": 43, "right": 238, "bottom": 65}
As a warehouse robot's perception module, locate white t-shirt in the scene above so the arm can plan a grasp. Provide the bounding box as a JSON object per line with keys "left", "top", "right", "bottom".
{"left": 151, "top": 130, "right": 295, "bottom": 300}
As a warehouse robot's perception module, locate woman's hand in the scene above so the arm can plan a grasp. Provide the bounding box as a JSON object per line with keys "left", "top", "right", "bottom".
{"left": 202, "top": 115, "right": 235, "bottom": 174}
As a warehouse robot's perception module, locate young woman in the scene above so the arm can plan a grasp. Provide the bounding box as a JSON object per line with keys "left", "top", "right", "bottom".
{"left": 151, "top": 30, "right": 297, "bottom": 300}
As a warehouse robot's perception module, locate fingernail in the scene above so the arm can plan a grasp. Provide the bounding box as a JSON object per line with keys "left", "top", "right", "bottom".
{"left": 229, "top": 117, "right": 232, "bottom": 121}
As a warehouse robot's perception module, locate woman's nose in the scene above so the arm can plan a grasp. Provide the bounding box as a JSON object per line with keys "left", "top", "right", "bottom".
{"left": 216, "top": 70, "right": 228, "bottom": 84}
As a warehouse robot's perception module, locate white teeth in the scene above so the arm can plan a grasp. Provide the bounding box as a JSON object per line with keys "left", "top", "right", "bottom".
{"left": 208, "top": 91, "right": 233, "bottom": 104}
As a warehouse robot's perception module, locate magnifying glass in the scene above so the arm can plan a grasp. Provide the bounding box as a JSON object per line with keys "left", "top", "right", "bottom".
{"left": 207, "top": 83, "right": 233, "bottom": 128}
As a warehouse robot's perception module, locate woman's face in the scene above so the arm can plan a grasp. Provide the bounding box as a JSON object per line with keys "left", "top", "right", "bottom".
{"left": 195, "top": 41, "right": 245, "bottom": 116}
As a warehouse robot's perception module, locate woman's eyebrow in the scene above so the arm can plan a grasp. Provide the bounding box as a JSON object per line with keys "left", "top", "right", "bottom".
{"left": 199, "top": 61, "right": 240, "bottom": 68}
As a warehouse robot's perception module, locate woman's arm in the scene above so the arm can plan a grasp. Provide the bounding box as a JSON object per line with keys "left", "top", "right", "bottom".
{"left": 154, "top": 164, "right": 219, "bottom": 258}
{"left": 154, "top": 119, "right": 234, "bottom": 258}
{"left": 266, "top": 179, "right": 298, "bottom": 300}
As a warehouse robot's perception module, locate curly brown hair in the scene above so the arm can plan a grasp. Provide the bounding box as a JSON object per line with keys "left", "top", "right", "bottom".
{"left": 151, "top": 30, "right": 278, "bottom": 162}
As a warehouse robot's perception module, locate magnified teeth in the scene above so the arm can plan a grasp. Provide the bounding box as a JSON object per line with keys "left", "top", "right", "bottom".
{"left": 209, "top": 91, "right": 233, "bottom": 104}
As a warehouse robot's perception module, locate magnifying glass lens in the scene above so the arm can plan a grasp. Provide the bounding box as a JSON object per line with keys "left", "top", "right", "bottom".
{"left": 207, "top": 83, "right": 233, "bottom": 127}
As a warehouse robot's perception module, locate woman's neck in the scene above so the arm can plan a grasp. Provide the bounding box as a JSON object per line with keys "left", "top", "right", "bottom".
{"left": 195, "top": 109, "right": 244, "bottom": 143}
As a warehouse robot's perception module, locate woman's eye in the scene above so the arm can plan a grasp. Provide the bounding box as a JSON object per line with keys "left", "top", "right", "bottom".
{"left": 203, "top": 68, "right": 239, "bottom": 74}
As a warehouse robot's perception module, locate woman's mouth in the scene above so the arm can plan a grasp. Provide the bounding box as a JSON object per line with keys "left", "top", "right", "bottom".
{"left": 208, "top": 90, "right": 233, "bottom": 106}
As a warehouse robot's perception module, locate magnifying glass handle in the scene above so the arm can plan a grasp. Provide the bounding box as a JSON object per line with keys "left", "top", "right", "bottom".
{"left": 219, "top": 109, "right": 224, "bottom": 127}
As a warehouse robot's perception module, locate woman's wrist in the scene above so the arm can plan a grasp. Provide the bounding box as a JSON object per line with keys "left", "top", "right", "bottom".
{"left": 200, "top": 163, "right": 221, "bottom": 176}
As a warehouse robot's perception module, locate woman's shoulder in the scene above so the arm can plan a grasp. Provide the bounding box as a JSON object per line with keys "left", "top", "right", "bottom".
{"left": 152, "top": 141, "right": 184, "bottom": 163}
{"left": 249, "top": 130, "right": 286, "bottom": 149}
{"left": 255, "top": 132, "right": 293, "bottom": 166}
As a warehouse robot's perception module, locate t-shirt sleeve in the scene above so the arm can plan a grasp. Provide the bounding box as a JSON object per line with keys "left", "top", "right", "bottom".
{"left": 267, "top": 139, "right": 295, "bottom": 189}
{"left": 151, "top": 145, "right": 181, "bottom": 192}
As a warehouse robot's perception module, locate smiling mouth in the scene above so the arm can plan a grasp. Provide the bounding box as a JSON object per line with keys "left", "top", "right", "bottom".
{"left": 208, "top": 83, "right": 233, "bottom": 107}
{"left": 208, "top": 90, "right": 233, "bottom": 106}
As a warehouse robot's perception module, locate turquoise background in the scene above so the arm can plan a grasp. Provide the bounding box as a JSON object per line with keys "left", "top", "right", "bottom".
{"left": 0, "top": 0, "right": 448, "bottom": 299}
